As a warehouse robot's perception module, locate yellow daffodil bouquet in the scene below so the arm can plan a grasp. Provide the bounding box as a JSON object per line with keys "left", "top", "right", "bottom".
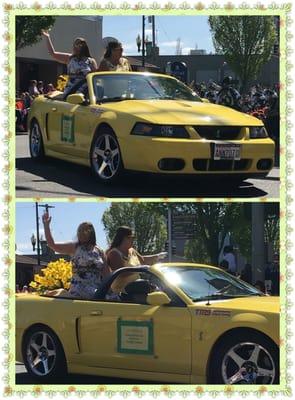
{"left": 30, "top": 258, "right": 72, "bottom": 294}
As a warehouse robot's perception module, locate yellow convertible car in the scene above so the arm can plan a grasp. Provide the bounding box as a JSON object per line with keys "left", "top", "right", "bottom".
{"left": 28, "top": 72, "right": 275, "bottom": 184}
{"left": 16, "top": 263, "right": 279, "bottom": 384}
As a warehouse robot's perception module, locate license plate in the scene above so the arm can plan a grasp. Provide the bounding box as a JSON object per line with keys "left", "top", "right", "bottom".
{"left": 214, "top": 144, "right": 241, "bottom": 160}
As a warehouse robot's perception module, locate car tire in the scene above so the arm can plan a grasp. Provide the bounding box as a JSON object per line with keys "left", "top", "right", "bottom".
{"left": 22, "top": 325, "right": 67, "bottom": 383}
{"left": 208, "top": 331, "right": 279, "bottom": 384}
{"left": 29, "top": 120, "right": 45, "bottom": 161}
{"left": 90, "top": 126, "right": 124, "bottom": 183}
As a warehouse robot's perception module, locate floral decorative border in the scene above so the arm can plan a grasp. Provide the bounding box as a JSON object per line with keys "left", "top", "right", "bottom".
{"left": 1, "top": 1, "right": 293, "bottom": 397}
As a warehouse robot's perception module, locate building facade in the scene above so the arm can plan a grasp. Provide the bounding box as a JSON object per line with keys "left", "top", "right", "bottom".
{"left": 139, "top": 54, "right": 279, "bottom": 88}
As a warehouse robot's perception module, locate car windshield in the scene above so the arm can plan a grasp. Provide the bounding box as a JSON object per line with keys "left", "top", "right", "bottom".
{"left": 92, "top": 74, "right": 201, "bottom": 103}
{"left": 157, "top": 266, "right": 263, "bottom": 302}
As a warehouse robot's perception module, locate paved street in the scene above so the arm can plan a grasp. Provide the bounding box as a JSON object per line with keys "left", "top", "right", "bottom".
{"left": 15, "top": 363, "right": 156, "bottom": 384}
{"left": 16, "top": 133, "right": 280, "bottom": 199}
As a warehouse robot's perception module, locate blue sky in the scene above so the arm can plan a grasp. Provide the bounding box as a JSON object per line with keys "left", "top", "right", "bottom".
{"left": 103, "top": 16, "right": 214, "bottom": 55}
{"left": 16, "top": 202, "right": 110, "bottom": 255}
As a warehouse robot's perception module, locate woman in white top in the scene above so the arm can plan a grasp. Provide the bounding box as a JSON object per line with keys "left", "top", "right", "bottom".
{"left": 42, "top": 212, "right": 110, "bottom": 299}
{"left": 42, "top": 30, "right": 97, "bottom": 95}
{"left": 97, "top": 41, "right": 131, "bottom": 72}
{"left": 106, "top": 226, "right": 166, "bottom": 294}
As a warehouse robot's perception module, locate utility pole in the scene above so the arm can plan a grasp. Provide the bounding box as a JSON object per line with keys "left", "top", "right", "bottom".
{"left": 142, "top": 15, "right": 145, "bottom": 68}
{"left": 176, "top": 37, "right": 182, "bottom": 55}
{"left": 152, "top": 16, "right": 156, "bottom": 48}
{"left": 167, "top": 207, "right": 172, "bottom": 262}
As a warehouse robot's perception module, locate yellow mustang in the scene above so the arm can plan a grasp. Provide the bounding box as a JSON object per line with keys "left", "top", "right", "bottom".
{"left": 28, "top": 72, "right": 275, "bottom": 184}
{"left": 16, "top": 263, "right": 279, "bottom": 384}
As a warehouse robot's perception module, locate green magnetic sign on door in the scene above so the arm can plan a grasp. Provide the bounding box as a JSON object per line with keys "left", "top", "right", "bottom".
{"left": 117, "top": 319, "right": 154, "bottom": 355}
{"left": 61, "top": 115, "right": 75, "bottom": 143}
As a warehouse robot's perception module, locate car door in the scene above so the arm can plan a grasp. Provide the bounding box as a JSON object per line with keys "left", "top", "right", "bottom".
{"left": 75, "top": 274, "right": 192, "bottom": 375}
{"left": 46, "top": 84, "right": 93, "bottom": 160}
{"left": 78, "top": 302, "right": 191, "bottom": 374}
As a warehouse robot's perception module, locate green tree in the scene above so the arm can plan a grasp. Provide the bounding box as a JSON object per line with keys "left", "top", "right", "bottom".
{"left": 208, "top": 16, "right": 276, "bottom": 92}
{"left": 184, "top": 237, "right": 211, "bottom": 264}
{"left": 243, "top": 203, "right": 279, "bottom": 256}
{"left": 264, "top": 203, "right": 279, "bottom": 254}
{"left": 178, "top": 203, "right": 251, "bottom": 265}
{"left": 16, "top": 16, "right": 56, "bottom": 50}
{"left": 144, "top": 203, "right": 251, "bottom": 265}
{"left": 102, "top": 203, "right": 167, "bottom": 254}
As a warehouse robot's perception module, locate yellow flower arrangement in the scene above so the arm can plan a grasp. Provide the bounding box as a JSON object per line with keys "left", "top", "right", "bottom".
{"left": 29, "top": 259, "right": 72, "bottom": 294}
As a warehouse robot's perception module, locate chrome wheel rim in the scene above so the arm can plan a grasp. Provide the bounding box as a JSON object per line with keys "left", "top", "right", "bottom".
{"left": 30, "top": 124, "right": 41, "bottom": 157}
{"left": 221, "top": 341, "right": 276, "bottom": 384}
{"left": 26, "top": 331, "right": 57, "bottom": 376}
{"left": 92, "top": 134, "right": 120, "bottom": 180}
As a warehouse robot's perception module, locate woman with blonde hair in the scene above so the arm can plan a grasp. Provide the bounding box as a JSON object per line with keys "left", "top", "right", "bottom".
{"left": 42, "top": 212, "right": 109, "bottom": 299}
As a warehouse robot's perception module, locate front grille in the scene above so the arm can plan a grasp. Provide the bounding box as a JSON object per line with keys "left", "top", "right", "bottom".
{"left": 193, "top": 159, "right": 249, "bottom": 171}
{"left": 194, "top": 126, "right": 242, "bottom": 140}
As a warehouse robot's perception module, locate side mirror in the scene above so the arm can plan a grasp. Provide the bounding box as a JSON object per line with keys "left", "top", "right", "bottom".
{"left": 66, "top": 93, "right": 85, "bottom": 105}
{"left": 201, "top": 98, "right": 210, "bottom": 103}
{"left": 147, "top": 291, "right": 171, "bottom": 306}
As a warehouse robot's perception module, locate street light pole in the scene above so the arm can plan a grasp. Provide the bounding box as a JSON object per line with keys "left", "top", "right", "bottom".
{"left": 35, "top": 202, "right": 40, "bottom": 266}
{"left": 152, "top": 16, "right": 156, "bottom": 48}
{"left": 167, "top": 207, "right": 172, "bottom": 262}
{"left": 142, "top": 15, "right": 145, "bottom": 68}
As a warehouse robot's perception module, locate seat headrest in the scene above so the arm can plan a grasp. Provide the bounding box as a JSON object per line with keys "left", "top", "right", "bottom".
{"left": 124, "top": 279, "right": 152, "bottom": 295}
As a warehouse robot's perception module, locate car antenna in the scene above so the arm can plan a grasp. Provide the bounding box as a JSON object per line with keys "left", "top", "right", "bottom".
{"left": 206, "top": 282, "right": 211, "bottom": 306}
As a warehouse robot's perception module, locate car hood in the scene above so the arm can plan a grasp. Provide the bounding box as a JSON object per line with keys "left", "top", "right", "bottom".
{"left": 104, "top": 99, "right": 262, "bottom": 126}
{"left": 194, "top": 296, "right": 279, "bottom": 314}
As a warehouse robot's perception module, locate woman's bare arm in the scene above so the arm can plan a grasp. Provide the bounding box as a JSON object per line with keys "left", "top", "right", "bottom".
{"left": 42, "top": 30, "right": 71, "bottom": 65}
{"left": 141, "top": 254, "right": 159, "bottom": 265}
{"left": 90, "top": 58, "right": 98, "bottom": 71}
{"left": 42, "top": 212, "right": 76, "bottom": 255}
{"left": 133, "top": 249, "right": 166, "bottom": 265}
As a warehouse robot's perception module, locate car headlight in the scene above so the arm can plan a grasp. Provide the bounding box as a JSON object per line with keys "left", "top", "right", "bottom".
{"left": 131, "top": 123, "right": 189, "bottom": 138}
{"left": 249, "top": 126, "right": 268, "bottom": 138}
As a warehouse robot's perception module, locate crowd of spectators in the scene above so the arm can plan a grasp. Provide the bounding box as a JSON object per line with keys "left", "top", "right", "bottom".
{"left": 16, "top": 80, "right": 56, "bottom": 132}
{"left": 219, "top": 245, "right": 279, "bottom": 296}
{"left": 190, "top": 78, "right": 279, "bottom": 115}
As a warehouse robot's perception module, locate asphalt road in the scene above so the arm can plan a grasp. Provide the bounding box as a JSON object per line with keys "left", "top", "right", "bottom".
{"left": 16, "top": 133, "right": 280, "bottom": 199}
{"left": 15, "top": 363, "right": 157, "bottom": 384}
